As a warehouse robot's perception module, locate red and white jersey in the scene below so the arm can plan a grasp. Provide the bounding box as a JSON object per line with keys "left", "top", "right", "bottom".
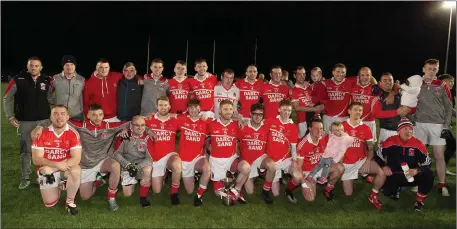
{"left": 177, "top": 116, "right": 211, "bottom": 162}
{"left": 31, "top": 124, "right": 81, "bottom": 164}
{"left": 297, "top": 134, "right": 329, "bottom": 172}
{"left": 265, "top": 116, "right": 299, "bottom": 162}
{"left": 239, "top": 121, "right": 270, "bottom": 165}
{"left": 145, "top": 114, "right": 179, "bottom": 161}
{"left": 189, "top": 74, "right": 218, "bottom": 112}
{"left": 311, "top": 81, "right": 327, "bottom": 104}
{"left": 235, "top": 78, "right": 264, "bottom": 118}
{"left": 350, "top": 83, "right": 375, "bottom": 121}
{"left": 261, "top": 82, "right": 290, "bottom": 119}
{"left": 214, "top": 83, "right": 240, "bottom": 119}
{"left": 342, "top": 120, "right": 373, "bottom": 164}
{"left": 322, "top": 77, "right": 357, "bottom": 117}
{"left": 208, "top": 119, "right": 239, "bottom": 158}
{"left": 291, "top": 84, "right": 315, "bottom": 124}
{"left": 168, "top": 77, "right": 192, "bottom": 114}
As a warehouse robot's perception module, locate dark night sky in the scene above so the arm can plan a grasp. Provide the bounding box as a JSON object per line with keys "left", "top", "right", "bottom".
{"left": 1, "top": 1, "right": 456, "bottom": 83}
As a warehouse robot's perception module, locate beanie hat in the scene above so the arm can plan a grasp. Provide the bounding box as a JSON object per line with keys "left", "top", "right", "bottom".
{"left": 397, "top": 117, "right": 413, "bottom": 132}
{"left": 61, "top": 55, "right": 76, "bottom": 67}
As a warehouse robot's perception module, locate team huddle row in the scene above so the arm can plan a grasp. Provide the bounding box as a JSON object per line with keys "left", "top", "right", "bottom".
{"left": 4, "top": 56, "right": 454, "bottom": 216}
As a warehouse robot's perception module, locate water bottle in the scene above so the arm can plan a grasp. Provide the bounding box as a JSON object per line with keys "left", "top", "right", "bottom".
{"left": 401, "top": 162, "right": 414, "bottom": 182}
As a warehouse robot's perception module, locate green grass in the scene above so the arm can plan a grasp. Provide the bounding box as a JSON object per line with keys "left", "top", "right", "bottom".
{"left": 1, "top": 83, "right": 456, "bottom": 228}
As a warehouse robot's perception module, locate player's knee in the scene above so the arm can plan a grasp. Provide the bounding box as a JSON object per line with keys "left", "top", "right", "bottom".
{"left": 344, "top": 190, "right": 353, "bottom": 196}
{"left": 44, "top": 199, "right": 58, "bottom": 207}
{"left": 245, "top": 188, "right": 254, "bottom": 195}
{"left": 80, "top": 192, "right": 92, "bottom": 200}
{"left": 143, "top": 166, "right": 153, "bottom": 176}
{"left": 123, "top": 189, "right": 133, "bottom": 197}
{"left": 266, "top": 161, "right": 276, "bottom": 172}
{"left": 239, "top": 162, "right": 250, "bottom": 175}
{"left": 334, "top": 163, "right": 345, "bottom": 175}
{"left": 172, "top": 161, "right": 182, "bottom": 173}
{"left": 111, "top": 160, "right": 121, "bottom": 173}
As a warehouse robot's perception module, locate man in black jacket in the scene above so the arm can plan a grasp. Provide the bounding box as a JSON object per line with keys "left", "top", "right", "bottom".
{"left": 116, "top": 62, "right": 143, "bottom": 121}
{"left": 3, "top": 56, "right": 52, "bottom": 189}
{"left": 375, "top": 117, "right": 434, "bottom": 212}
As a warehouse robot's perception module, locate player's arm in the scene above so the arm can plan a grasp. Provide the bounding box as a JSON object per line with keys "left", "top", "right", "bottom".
{"left": 365, "top": 140, "right": 375, "bottom": 161}
{"left": 374, "top": 143, "right": 388, "bottom": 167}
{"left": 31, "top": 138, "right": 62, "bottom": 169}
{"left": 371, "top": 97, "right": 401, "bottom": 118}
{"left": 291, "top": 100, "right": 320, "bottom": 112}
{"left": 3, "top": 78, "right": 18, "bottom": 126}
{"left": 48, "top": 76, "right": 56, "bottom": 105}
{"left": 110, "top": 137, "right": 131, "bottom": 168}
{"left": 66, "top": 147, "right": 82, "bottom": 167}
{"left": 442, "top": 83, "right": 453, "bottom": 129}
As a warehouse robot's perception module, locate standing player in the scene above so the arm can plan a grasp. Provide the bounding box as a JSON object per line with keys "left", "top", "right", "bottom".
{"left": 265, "top": 99, "right": 305, "bottom": 202}
{"left": 111, "top": 116, "right": 154, "bottom": 207}
{"left": 116, "top": 62, "right": 143, "bottom": 121}
{"left": 31, "top": 105, "right": 82, "bottom": 215}
{"left": 235, "top": 65, "right": 264, "bottom": 121}
{"left": 189, "top": 58, "right": 218, "bottom": 118}
{"left": 177, "top": 99, "right": 211, "bottom": 206}
{"left": 141, "top": 58, "right": 170, "bottom": 116}
{"left": 83, "top": 59, "right": 122, "bottom": 122}
{"left": 297, "top": 119, "right": 345, "bottom": 201}
{"left": 260, "top": 66, "right": 290, "bottom": 119}
{"left": 415, "top": 59, "right": 453, "bottom": 196}
{"left": 208, "top": 100, "right": 250, "bottom": 203}
{"left": 239, "top": 103, "right": 276, "bottom": 204}
{"left": 291, "top": 66, "right": 324, "bottom": 138}
{"left": 145, "top": 96, "right": 183, "bottom": 205}
{"left": 341, "top": 102, "right": 386, "bottom": 209}
{"left": 214, "top": 69, "right": 240, "bottom": 120}
{"left": 168, "top": 60, "right": 192, "bottom": 115}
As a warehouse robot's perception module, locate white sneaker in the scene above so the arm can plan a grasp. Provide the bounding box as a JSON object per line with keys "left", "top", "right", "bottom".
{"left": 446, "top": 169, "right": 456, "bottom": 176}
{"left": 441, "top": 186, "right": 450, "bottom": 197}
{"left": 411, "top": 186, "right": 418, "bottom": 193}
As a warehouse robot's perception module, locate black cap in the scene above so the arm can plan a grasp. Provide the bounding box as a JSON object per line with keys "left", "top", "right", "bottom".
{"left": 61, "top": 55, "right": 76, "bottom": 67}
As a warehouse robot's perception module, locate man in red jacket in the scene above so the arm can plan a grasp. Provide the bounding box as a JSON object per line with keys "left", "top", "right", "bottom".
{"left": 83, "top": 59, "right": 122, "bottom": 122}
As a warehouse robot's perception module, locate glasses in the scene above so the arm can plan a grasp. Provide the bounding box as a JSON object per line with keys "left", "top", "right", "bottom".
{"left": 132, "top": 124, "right": 146, "bottom": 128}
{"left": 251, "top": 112, "right": 264, "bottom": 117}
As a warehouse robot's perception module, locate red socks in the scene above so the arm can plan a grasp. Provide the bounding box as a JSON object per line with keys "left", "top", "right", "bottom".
{"left": 171, "top": 183, "right": 180, "bottom": 194}
{"left": 416, "top": 193, "right": 427, "bottom": 203}
{"left": 263, "top": 181, "right": 273, "bottom": 191}
{"left": 212, "top": 180, "right": 224, "bottom": 192}
{"left": 325, "top": 183, "right": 334, "bottom": 192}
{"left": 107, "top": 188, "right": 118, "bottom": 200}
{"left": 197, "top": 184, "right": 207, "bottom": 198}
{"left": 287, "top": 179, "right": 299, "bottom": 191}
{"left": 139, "top": 184, "right": 150, "bottom": 197}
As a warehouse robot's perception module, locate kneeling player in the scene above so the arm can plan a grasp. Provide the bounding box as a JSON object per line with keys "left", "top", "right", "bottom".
{"left": 31, "top": 105, "right": 82, "bottom": 215}
{"left": 208, "top": 100, "right": 250, "bottom": 203}
{"left": 239, "top": 103, "right": 276, "bottom": 204}
{"left": 112, "top": 116, "right": 154, "bottom": 207}
{"left": 177, "top": 99, "right": 211, "bottom": 206}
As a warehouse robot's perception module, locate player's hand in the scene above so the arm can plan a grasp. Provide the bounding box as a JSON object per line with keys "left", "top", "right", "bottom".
{"left": 117, "top": 129, "right": 130, "bottom": 139}
{"left": 55, "top": 161, "right": 70, "bottom": 172}
{"left": 440, "top": 128, "right": 452, "bottom": 139}
{"left": 385, "top": 93, "right": 395, "bottom": 105}
{"left": 170, "top": 113, "right": 178, "bottom": 118}
{"left": 147, "top": 129, "right": 157, "bottom": 141}
{"left": 382, "top": 166, "right": 392, "bottom": 176}
{"left": 406, "top": 168, "right": 418, "bottom": 177}
{"left": 31, "top": 127, "right": 43, "bottom": 140}
{"left": 396, "top": 106, "right": 410, "bottom": 117}
{"left": 199, "top": 113, "right": 208, "bottom": 121}
{"left": 238, "top": 119, "right": 248, "bottom": 128}
{"left": 304, "top": 81, "right": 310, "bottom": 88}
{"left": 359, "top": 160, "right": 371, "bottom": 174}
{"left": 9, "top": 117, "right": 20, "bottom": 128}
{"left": 126, "top": 163, "right": 140, "bottom": 177}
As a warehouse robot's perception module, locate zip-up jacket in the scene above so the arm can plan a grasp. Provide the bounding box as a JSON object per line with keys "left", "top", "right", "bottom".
{"left": 49, "top": 72, "right": 85, "bottom": 118}
{"left": 116, "top": 76, "right": 143, "bottom": 121}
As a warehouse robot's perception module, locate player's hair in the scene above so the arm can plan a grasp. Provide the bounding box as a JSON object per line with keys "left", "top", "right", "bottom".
{"left": 27, "top": 56, "right": 42, "bottom": 64}
{"left": 188, "top": 99, "right": 200, "bottom": 107}
{"left": 157, "top": 95, "right": 169, "bottom": 104}
{"left": 310, "top": 118, "right": 323, "bottom": 127}
{"left": 270, "top": 65, "right": 282, "bottom": 73}
{"left": 282, "top": 70, "right": 289, "bottom": 77}
{"left": 294, "top": 66, "right": 305, "bottom": 74}
{"left": 311, "top": 67, "right": 322, "bottom": 73}
{"left": 176, "top": 60, "right": 186, "bottom": 66}
{"left": 381, "top": 72, "right": 393, "bottom": 77}
{"left": 131, "top": 115, "right": 145, "bottom": 123}
{"left": 358, "top": 67, "right": 372, "bottom": 75}
{"left": 151, "top": 58, "right": 164, "bottom": 65}
{"left": 222, "top": 68, "right": 235, "bottom": 76}
{"left": 424, "top": 59, "right": 439, "bottom": 66}
{"left": 246, "top": 64, "right": 257, "bottom": 70}
{"left": 123, "top": 62, "right": 136, "bottom": 71}
{"left": 52, "top": 104, "right": 69, "bottom": 113}
{"left": 250, "top": 103, "right": 264, "bottom": 113}
{"left": 88, "top": 103, "right": 103, "bottom": 111}
{"left": 97, "top": 58, "right": 109, "bottom": 64}
{"left": 348, "top": 102, "right": 363, "bottom": 110}
{"left": 279, "top": 99, "right": 292, "bottom": 108}
{"left": 438, "top": 74, "right": 455, "bottom": 81}
{"left": 330, "top": 121, "right": 343, "bottom": 131}
{"left": 194, "top": 58, "right": 207, "bottom": 66}
{"left": 219, "top": 99, "right": 234, "bottom": 108}
{"left": 333, "top": 63, "right": 346, "bottom": 71}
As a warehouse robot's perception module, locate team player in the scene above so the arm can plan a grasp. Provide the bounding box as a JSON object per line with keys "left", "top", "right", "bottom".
{"left": 235, "top": 65, "right": 264, "bottom": 121}
{"left": 208, "top": 100, "right": 250, "bottom": 203}
{"left": 265, "top": 99, "right": 306, "bottom": 203}
{"left": 145, "top": 96, "right": 183, "bottom": 205}
{"left": 141, "top": 58, "right": 170, "bottom": 116}
{"left": 214, "top": 69, "right": 240, "bottom": 120}
{"left": 168, "top": 60, "right": 192, "bottom": 115}
{"left": 33, "top": 104, "right": 132, "bottom": 211}
{"left": 350, "top": 67, "right": 379, "bottom": 141}
{"left": 189, "top": 58, "right": 218, "bottom": 118}
{"left": 341, "top": 102, "right": 386, "bottom": 209}
{"left": 177, "top": 99, "right": 211, "bottom": 206}
{"left": 84, "top": 59, "right": 123, "bottom": 122}
{"left": 31, "top": 105, "right": 82, "bottom": 215}
{"left": 297, "top": 119, "right": 345, "bottom": 201}
{"left": 111, "top": 116, "right": 154, "bottom": 207}
{"left": 239, "top": 103, "right": 276, "bottom": 204}
{"left": 260, "top": 65, "right": 290, "bottom": 119}
{"left": 291, "top": 66, "right": 324, "bottom": 138}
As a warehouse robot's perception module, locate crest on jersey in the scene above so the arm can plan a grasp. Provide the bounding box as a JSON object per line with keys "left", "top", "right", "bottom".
{"left": 408, "top": 148, "right": 415, "bottom": 156}
{"left": 160, "top": 122, "right": 165, "bottom": 130}
{"left": 178, "top": 84, "right": 182, "bottom": 90}
{"left": 101, "top": 132, "right": 108, "bottom": 139}
{"left": 40, "top": 83, "right": 46, "bottom": 90}
{"left": 138, "top": 143, "right": 145, "bottom": 151}
{"left": 222, "top": 127, "right": 228, "bottom": 135}
{"left": 434, "top": 87, "right": 441, "bottom": 96}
